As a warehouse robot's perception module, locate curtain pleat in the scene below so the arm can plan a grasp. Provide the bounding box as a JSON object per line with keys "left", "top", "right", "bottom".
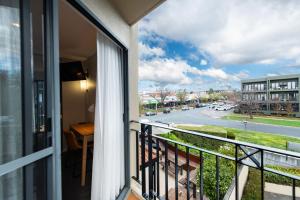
{"left": 91, "top": 33, "right": 125, "bottom": 200}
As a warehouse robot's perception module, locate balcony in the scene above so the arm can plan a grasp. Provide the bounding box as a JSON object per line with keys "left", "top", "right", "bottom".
{"left": 241, "top": 89, "right": 267, "bottom": 93}
{"left": 131, "top": 121, "right": 300, "bottom": 200}
{"left": 269, "top": 87, "right": 299, "bottom": 92}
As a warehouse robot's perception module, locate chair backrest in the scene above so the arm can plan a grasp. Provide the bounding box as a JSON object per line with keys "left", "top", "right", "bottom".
{"left": 64, "top": 130, "right": 81, "bottom": 151}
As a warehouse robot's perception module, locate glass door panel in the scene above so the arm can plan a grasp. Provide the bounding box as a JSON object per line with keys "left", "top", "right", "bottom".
{"left": 0, "top": 0, "right": 22, "bottom": 165}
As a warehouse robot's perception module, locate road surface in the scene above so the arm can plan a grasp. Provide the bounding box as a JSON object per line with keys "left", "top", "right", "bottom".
{"left": 141, "top": 107, "right": 300, "bottom": 138}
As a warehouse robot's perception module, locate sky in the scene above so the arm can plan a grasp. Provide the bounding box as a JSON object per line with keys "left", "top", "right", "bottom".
{"left": 138, "top": 0, "right": 300, "bottom": 92}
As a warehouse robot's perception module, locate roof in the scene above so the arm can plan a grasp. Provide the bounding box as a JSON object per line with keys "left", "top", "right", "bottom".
{"left": 241, "top": 74, "right": 300, "bottom": 83}
{"left": 109, "top": 0, "right": 166, "bottom": 25}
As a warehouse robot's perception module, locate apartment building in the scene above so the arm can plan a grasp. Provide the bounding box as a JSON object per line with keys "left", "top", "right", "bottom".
{"left": 241, "top": 74, "right": 300, "bottom": 116}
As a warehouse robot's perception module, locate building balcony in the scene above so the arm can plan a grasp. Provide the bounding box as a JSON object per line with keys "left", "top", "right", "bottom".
{"left": 240, "top": 99, "right": 267, "bottom": 103}
{"left": 130, "top": 121, "right": 300, "bottom": 200}
{"left": 269, "top": 88, "right": 299, "bottom": 92}
{"left": 241, "top": 90, "right": 267, "bottom": 93}
{"left": 269, "top": 99, "right": 299, "bottom": 103}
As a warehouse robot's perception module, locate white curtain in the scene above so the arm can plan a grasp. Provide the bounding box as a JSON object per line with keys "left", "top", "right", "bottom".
{"left": 91, "top": 33, "right": 125, "bottom": 200}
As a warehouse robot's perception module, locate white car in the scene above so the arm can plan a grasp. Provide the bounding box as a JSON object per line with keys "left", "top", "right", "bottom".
{"left": 182, "top": 106, "right": 189, "bottom": 111}
{"left": 215, "top": 106, "right": 227, "bottom": 111}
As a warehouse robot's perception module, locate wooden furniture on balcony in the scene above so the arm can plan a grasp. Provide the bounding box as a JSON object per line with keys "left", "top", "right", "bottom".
{"left": 70, "top": 122, "right": 94, "bottom": 186}
{"left": 167, "top": 186, "right": 194, "bottom": 200}
{"left": 179, "top": 169, "right": 198, "bottom": 198}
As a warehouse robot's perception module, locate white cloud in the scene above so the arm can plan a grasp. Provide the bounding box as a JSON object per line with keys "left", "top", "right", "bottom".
{"left": 267, "top": 73, "right": 278, "bottom": 77}
{"left": 139, "top": 58, "right": 193, "bottom": 86}
{"left": 200, "top": 59, "right": 208, "bottom": 65}
{"left": 139, "top": 57, "right": 248, "bottom": 86}
{"left": 140, "top": 0, "right": 300, "bottom": 65}
{"left": 139, "top": 42, "right": 165, "bottom": 58}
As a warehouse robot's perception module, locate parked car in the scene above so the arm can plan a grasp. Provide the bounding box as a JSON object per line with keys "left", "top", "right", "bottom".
{"left": 163, "top": 108, "right": 171, "bottom": 114}
{"left": 215, "top": 106, "right": 227, "bottom": 111}
{"left": 182, "top": 105, "right": 189, "bottom": 111}
{"left": 208, "top": 104, "right": 215, "bottom": 109}
{"left": 145, "top": 111, "right": 156, "bottom": 116}
{"left": 196, "top": 103, "right": 206, "bottom": 108}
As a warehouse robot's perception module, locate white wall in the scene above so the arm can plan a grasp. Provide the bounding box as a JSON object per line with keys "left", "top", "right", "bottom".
{"left": 83, "top": 53, "right": 97, "bottom": 123}
{"left": 61, "top": 81, "right": 87, "bottom": 130}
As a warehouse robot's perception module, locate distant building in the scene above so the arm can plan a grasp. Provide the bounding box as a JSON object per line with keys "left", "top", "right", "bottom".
{"left": 241, "top": 74, "right": 300, "bottom": 117}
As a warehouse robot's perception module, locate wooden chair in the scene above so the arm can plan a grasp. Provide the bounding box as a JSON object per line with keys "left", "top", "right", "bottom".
{"left": 64, "top": 130, "right": 82, "bottom": 151}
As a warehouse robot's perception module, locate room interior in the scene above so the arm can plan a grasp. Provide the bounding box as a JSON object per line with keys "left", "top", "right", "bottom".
{"left": 59, "top": 1, "right": 97, "bottom": 199}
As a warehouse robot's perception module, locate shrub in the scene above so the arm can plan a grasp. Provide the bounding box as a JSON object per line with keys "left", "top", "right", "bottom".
{"left": 226, "top": 130, "right": 236, "bottom": 140}
{"left": 265, "top": 165, "right": 300, "bottom": 187}
{"left": 177, "top": 125, "right": 227, "bottom": 138}
{"left": 197, "top": 154, "right": 234, "bottom": 200}
{"left": 242, "top": 168, "right": 261, "bottom": 200}
{"left": 171, "top": 126, "right": 229, "bottom": 152}
{"left": 160, "top": 131, "right": 235, "bottom": 200}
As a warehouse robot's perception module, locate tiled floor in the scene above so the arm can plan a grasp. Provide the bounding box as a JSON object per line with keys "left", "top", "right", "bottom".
{"left": 127, "top": 192, "right": 141, "bottom": 200}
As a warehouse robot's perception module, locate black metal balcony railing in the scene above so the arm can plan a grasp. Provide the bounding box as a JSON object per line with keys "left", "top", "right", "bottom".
{"left": 131, "top": 121, "right": 300, "bottom": 200}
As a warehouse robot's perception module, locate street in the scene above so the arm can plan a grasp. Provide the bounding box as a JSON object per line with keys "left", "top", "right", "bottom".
{"left": 141, "top": 107, "right": 300, "bottom": 138}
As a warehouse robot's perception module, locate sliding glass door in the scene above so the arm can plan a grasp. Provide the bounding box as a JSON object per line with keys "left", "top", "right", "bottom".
{"left": 0, "top": 0, "right": 60, "bottom": 199}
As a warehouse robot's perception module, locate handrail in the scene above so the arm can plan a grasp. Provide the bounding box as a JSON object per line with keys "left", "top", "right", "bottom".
{"left": 131, "top": 120, "right": 300, "bottom": 200}
{"left": 131, "top": 120, "right": 300, "bottom": 158}
{"left": 131, "top": 128, "right": 300, "bottom": 180}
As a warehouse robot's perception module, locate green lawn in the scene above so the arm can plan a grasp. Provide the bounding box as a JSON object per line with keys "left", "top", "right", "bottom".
{"left": 177, "top": 125, "right": 300, "bottom": 150}
{"left": 223, "top": 113, "right": 300, "bottom": 127}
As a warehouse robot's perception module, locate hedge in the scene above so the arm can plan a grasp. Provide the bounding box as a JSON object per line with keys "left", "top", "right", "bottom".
{"left": 265, "top": 165, "right": 300, "bottom": 187}
{"left": 160, "top": 132, "right": 235, "bottom": 200}
{"left": 242, "top": 169, "right": 261, "bottom": 200}
{"left": 196, "top": 153, "right": 235, "bottom": 200}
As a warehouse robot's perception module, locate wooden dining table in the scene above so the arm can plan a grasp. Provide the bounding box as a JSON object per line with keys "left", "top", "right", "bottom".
{"left": 70, "top": 123, "right": 94, "bottom": 186}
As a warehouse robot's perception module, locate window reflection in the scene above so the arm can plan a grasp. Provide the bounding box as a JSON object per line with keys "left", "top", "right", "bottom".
{"left": 0, "top": 0, "right": 22, "bottom": 164}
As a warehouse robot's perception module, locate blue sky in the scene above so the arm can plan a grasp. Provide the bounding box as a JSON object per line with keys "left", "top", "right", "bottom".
{"left": 138, "top": 0, "right": 300, "bottom": 92}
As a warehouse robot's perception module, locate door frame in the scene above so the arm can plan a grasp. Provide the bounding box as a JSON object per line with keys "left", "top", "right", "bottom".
{"left": 0, "top": 0, "right": 60, "bottom": 200}
{"left": 60, "top": 0, "right": 130, "bottom": 199}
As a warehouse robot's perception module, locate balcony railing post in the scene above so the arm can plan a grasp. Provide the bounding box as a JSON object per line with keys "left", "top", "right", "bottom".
{"left": 135, "top": 130, "right": 140, "bottom": 182}
{"left": 186, "top": 147, "right": 190, "bottom": 200}
{"left": 148, "top": 125, "right": 154, "bottom": 199}
{"left": 235, "top": 145, "right": 239, "bottom": 200}
{"left": 164, "top": 141, "right": 169, "bottom": 200}
{"left": 175, "top": 144, "right": 179, "bottom": 200}
{"left": 261, "top": 149, "right": 264, "bottom": 200}
{"left": 141, "top": 124, "right": 146, "bottom": 197}
{"left": 200, "top": 151, "right": 204, "bottom": 200}
{"left": 293, "top": 179, "right": 296, "bottom": 200}
{"left": 216, "top": 156, "right": 220, "bottom": 200}
{"left": 156, "top": 138, "right": 160, "bottom": 198}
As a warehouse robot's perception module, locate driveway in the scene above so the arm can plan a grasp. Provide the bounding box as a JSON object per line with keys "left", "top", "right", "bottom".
{"left": 141, "top": 107, "right": 300, "bottom": 138}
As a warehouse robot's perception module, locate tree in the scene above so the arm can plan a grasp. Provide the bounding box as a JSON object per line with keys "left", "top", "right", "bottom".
{"left": 149, "top": 89, "right": 170, "bottom": 108}
{"left": 208, "top": 88, "right": 214, "bottom": 94}
{"left": 286, "top": 101, "right": 293, "bottom": 117}
{"left": 273, "top": 99, "right": 281, "bottom": 116}
{"left": 176, "top": 89, "right": 187, "bottom": 106}
{"left": 241, "top": 93, "right": 256, "bottom": 119}
{"left": 139, "top": 98, "right": 144, "bottom": 117}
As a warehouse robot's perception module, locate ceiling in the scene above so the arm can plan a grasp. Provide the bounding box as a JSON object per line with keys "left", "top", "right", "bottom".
{"left": 59, "top": 0, "right": 96, "bottom": 61}
{"left": 59, "top": 0, "right": 165, "bottom": 60}
{"left": 109, "top": 0, "right": 165, "bottom": 25}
